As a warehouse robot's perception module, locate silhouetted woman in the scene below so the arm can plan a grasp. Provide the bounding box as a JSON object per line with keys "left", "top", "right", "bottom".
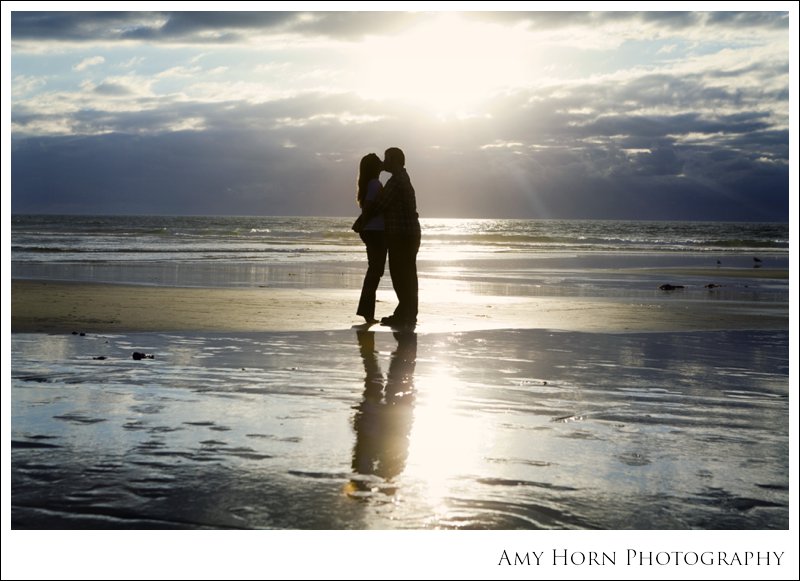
{"left": 355, "top": 153, "right": 386, "bottom": 324}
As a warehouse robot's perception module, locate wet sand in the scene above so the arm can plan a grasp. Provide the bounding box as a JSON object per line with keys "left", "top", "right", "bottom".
{"left": 11, "top": 327, "right": 789, "bottom": 531}
{"left": 11, "top": 279, "right": 789, "bottom": 334}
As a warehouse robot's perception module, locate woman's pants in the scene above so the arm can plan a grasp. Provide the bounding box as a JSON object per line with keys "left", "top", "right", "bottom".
{"left": 357, "top": 230, "right": 387, "bottom": 320}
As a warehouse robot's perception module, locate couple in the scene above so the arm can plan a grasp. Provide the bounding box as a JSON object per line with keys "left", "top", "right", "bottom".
{"left": 352, "top": 147, "right": 421, "bottom": 329}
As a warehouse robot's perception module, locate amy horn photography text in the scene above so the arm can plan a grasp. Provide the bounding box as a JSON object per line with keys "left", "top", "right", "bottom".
{"left": 498, "top": 549, "right": 785, "bottom": 567}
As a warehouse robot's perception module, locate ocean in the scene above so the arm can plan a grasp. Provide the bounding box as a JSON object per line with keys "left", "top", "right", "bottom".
{"left": 11, "top": 214, "right": 789, "bottom": 262}
{"left": 10, "top": 215, "right": 790, "bottom": 296}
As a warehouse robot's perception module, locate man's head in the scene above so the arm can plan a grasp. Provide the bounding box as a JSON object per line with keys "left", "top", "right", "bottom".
{"left": 383, "top": 147, "right": 405, "bottom": 174}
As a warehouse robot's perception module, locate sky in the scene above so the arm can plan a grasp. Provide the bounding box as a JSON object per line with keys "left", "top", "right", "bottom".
{"left": 5, "top": 3, "right": 794, "bottom": 220}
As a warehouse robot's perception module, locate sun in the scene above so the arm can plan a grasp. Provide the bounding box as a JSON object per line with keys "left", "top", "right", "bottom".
{"left": 351, "top": 14, "right": 530, "bottom": 116}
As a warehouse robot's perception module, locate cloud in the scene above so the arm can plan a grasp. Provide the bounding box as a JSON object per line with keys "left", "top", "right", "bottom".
{"left": 468, "top": 11, "right": 787, "bottom": 43}
{"left": 10, "top": 85, "right": 789, "bottom": 220}
{"left": 119, "top": 56, "right": 145, "bottom": 68}
{"left": 11, "top": 12, "right": 135, "bottom": 41}
{"left": 11, "top": 74, "right": 46, "bottom": 97}
{"left": 9, "top": 10, "right": 789, "bottom": 221}
{"left": 13, "top": 11, "right": 787, "bottom": 48}
{"left": 287, "top": 11, "right": 426, "bottom": 40}
{"left": 156, "top": 65, "right": 203, "bottom": 79}
{"left": 10, "top": 60, "right": 789, "bottom": 217}
{"left": 73, "top": 55, "right": 105, "bottom": 71}
{"left": 9, "top": 11, "right": 396, "bottom": 46}
{"left": 92, "top": 81, "right": 135, "bottom": 96}
{"left": 704, "top": 11, "right": 789, "bottom": 29}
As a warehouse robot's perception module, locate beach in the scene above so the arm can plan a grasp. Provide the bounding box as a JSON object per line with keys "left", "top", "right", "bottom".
{"left": 10, "top": 276, "right": 789, "bottom": 335}
{"left": 10, "top": 217, "right": 791, "bottom": 534}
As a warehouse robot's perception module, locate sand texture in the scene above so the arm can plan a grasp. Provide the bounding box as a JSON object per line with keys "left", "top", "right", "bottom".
{"left": 11, "top": 279, "right": 788, "bottom": 334}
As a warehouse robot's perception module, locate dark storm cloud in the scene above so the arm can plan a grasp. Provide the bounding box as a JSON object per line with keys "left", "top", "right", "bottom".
{"left": 10, "top": 11, "right": 130, "bottom": 41}
{"left": 13, "top": 11, "right": 787, "bottom": 44}
{"left": 10, "top": 11, "right": 296, "bottom": 43}
{"left": 10, "top": 11, "right": 423, "bottom": 43}
{"left": 119, "top": 12, "right": 297, "bottom": 42}
{"left": 569, "top": 112, "right": 773, "bottom": 142}
{"left": 10, "top": 85, "right": 789, "bottom": 220}
{"left": 469, "top": 11, "right": 787, "bottom": 31}
{"left": 475, "top": 69, "right": 786, "bottom": 158}
{"left": 10, "top": 92, "right": 401, "bottom": 215}
{"left": 704, "top": 11, "right": 789, "bottom": 28}
{"left": 10, "top": 129, "right": 341, "bottom": 215}
{"left": 458, "top": 76, "right": 787, "bottom": 220}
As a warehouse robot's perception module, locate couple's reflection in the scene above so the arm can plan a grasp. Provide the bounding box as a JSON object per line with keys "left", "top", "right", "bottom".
{"left": 349, "top": 330, "right": 417, "bottom": 495}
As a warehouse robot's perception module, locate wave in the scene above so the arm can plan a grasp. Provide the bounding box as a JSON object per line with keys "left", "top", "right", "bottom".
{"left": 11, "top": 216, "right": 790, "bottom": 266}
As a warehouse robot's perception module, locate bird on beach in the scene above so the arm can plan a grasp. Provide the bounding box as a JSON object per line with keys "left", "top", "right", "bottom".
{"left": 753, "top": 257, "right": 762, "bottom": 268}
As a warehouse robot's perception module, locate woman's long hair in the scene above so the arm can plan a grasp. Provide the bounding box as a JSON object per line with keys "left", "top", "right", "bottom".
{"left": 357, "top": 153, "right": 382, "bottom": 208}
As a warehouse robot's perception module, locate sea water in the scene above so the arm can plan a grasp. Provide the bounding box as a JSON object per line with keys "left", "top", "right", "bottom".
{"left": 10, "top": 215, "right": 790, "bottom": 299}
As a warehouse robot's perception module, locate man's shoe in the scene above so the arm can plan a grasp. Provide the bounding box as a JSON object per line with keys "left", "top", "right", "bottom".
{"left": 381, "top": 315, "right": 416, "bottom": 329}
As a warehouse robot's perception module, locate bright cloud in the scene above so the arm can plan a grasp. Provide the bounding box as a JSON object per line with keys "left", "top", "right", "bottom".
{"left": 11, "top": 74, "right": 46, "bottom": 97}
{"left": 72, "top": 55, "right": 105, "bottom": 71}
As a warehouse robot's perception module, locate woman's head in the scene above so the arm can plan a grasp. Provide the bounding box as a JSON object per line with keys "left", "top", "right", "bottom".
{"left": 360, "top": 153, "right": 382, "bottom": 180}
{"left": 357, "top": 153, "right": 383, "bottom": 207}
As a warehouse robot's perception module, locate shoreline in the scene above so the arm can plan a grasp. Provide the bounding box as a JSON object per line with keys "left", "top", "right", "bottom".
{"left": 11, "top": 279, "right": 788, "bottom": 334}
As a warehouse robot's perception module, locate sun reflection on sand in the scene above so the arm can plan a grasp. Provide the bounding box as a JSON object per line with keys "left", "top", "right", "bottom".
{"left": 347, "top": 330, "right": 495, "bottom": 519}
{"left": 418, "top": 272, "right": 471, "bottom": 302}
{"left": 404, "top": 366, "right": 489, "bottom": 518}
